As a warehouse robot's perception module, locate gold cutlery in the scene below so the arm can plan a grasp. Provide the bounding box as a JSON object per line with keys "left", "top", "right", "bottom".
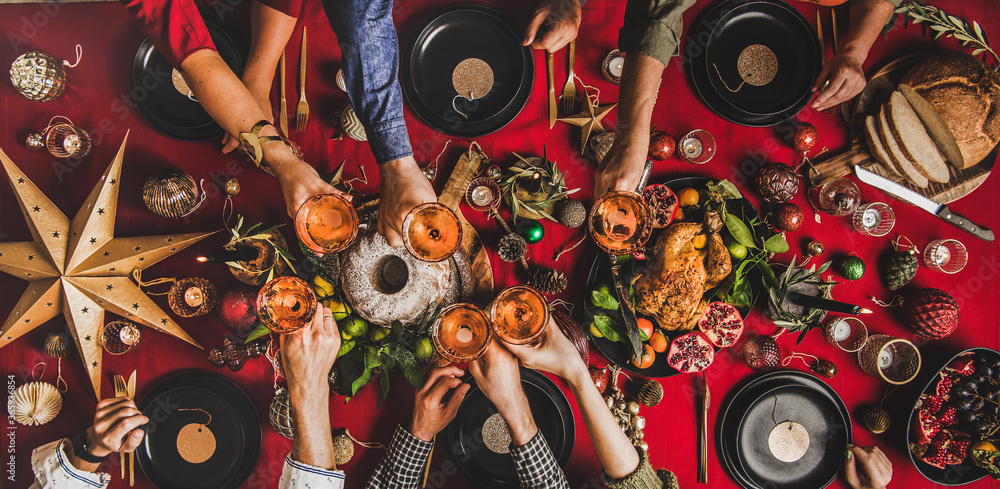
{"left": 547, "top": 51, "right": 556, "bottom": 129}
{"left": 113, "top": 375, "right": 128, "bottom": 480}
{"left": 560, "top": 40, "right": 577, "bottom": 114}
{"left": 127, "top": 371, "right": 136, "bottom": 486}
{"left": 699, "top": 371, "right": 709, "bottom": 484}
{"left": 816, "top": 11, "right": 825, "bottom": 68}
{"left": 296, "top": 26, "right": 310, "bottom": 132}
{"left": 279, "top": 51, "right": 288, "bottom": 137}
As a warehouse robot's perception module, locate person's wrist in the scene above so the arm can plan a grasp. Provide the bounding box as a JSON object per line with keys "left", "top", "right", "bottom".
{"left": 564, "top": 362, "right": 591, "bottom": 389}
{"left": 409, "top": 416, "right": 436, "bottom": 442}
{"left": 84, "top": 427, "right": 112, "bottom": 458}
{"left": 379, "top": 156, "right": 418, "bottom": 177}
{"left": 288, "top": 378, "right": 330, "bottom": 404}
{"left": 838, "top": 44, "right": 868, "bottom": 65}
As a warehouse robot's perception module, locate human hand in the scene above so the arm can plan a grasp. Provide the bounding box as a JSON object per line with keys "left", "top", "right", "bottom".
{"left": 280, "top": 303, "right": 341, "bottom": 393}
{"left": 273, "top": 158, "right": 352, "bottom": 218}
{"left": 844, "top": 444, "right": 892, "bottom": 489}
{"left": 506, "top": 318, "right": 589, "bottom": 385}
{"left": 523, "top": 0, "right": 581, "bottom": 52}
{"left": 811, "top": 48, "right": 867, "bottom": 111}
{"left": 85, "top": 397, "right": 149, "bottom": 458}
{"left": 469, "top": 341, "right": 538, "bottom": 445}
{"left": 222, "top": 79, "right": 275, "bottom": 154}
{"left": 378, "top": 157, "right": 436, "bottom": 247}
{"left": 410, "top": 366, "right": 470, "bottom": 442}
{"left": 594, "top": 137, "right": 649, "bottom": 199}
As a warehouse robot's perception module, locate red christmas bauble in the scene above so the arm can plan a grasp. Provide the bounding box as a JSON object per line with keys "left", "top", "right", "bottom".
{"left": 743, "top": 335, "right": 780, "bottom": 372}
{"left": 648, "top": 131, "right": 676, "bottom": 161}
{"left": 791, "top": 123, "right": 818, "bottom": 154}
{"left": 771, "top": 203, "right": 804, "bottom": 232}
{"left": 903, "top": 288, "right": 960, "bottom": 340}
{"left": 217, "top": 284, "right": 260, "bottom": 336}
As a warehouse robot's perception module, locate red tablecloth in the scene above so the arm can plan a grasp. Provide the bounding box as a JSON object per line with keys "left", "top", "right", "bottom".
{"left": 2, "top": 0, "right": 999, "bottom": 488}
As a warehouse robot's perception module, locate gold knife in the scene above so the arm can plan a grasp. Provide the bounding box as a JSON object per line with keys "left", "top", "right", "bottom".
{"left": 127, "top": 371, "right": 136, "bottom": 487}
{"left": 547, "top": 51, "right": 556, "bottom": 129}
{"left": 279, "top": 52, "right": 288, "bottom": 138}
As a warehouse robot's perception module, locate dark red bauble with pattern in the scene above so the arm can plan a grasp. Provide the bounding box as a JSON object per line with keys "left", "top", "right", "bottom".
{"left": 755, "top": 163, "right": 800, "bottom": 203}
{"left": 217, "top": 284, "right": 260, "bottom": 337}
{"left": 792, "top": 123, "right": 818, "bottom": 154}
{"left": 743, "top": 335, "right": 781, "bottom": 372}
{"left": 903, "top": 288, "right": 960, "bottom": 340}
{"left": 648, "top": 131, "right": 676, "bottom": 161}
{"left": 771, "top": 203, "right": 805, "bottom": 232}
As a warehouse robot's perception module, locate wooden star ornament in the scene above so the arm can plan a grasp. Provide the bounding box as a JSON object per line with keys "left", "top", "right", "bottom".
{"left": 0, "top": 133, "right": 217, "bottom": 398}
{"left": 557, "top": 93, "right": 616, "bottom": 154}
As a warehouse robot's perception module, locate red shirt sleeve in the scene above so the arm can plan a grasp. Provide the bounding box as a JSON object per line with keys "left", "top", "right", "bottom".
{"left": 120, "top": 0, "right": 218, "bottom": 68}
{"left": 256, "top": 0, "right": 303, "bottom": 17}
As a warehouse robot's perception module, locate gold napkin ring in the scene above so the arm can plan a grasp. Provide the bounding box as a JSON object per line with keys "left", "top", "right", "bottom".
{"left": 239, "top": 120, "right": 290, "bottom": 168}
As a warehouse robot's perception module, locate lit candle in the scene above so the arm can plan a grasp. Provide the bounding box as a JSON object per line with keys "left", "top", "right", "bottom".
{"left": 63, "top": 134, "right": 80, "bottom": 153}
{"left": 456, "top": 325, "right": 473, "bottom": 344}
{"left": 608, "top": 56, "right": 625, "bottom": 78}
{"left": 932, "top": 246, "right": 951, "bottom": 265}
{"left": 682, "top": 138, "right": 703, "bottom": 159}
{"left": 119, "top": 324, "right": 141, "bottom": 346}
{"left": 861, "top": 208, "right": 880, "bottom": 230}
{"left": 832, "top": 319, "right": 851, "bottom": 342}
{"left": 184, "top": 286, "right": 205, "bottom": 307}
{"left": 878, "top": 348, "right": 893, "bottom": 369}
{"left": 471, "top": 185, "right": 494, "bottom": 207}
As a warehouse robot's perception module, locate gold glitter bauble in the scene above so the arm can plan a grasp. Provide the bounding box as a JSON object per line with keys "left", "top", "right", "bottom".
{"left": 452, "top": 58, "right": 494, "bottom": 100}
{"left": 44, "top": 333, "right": 71, "bottom": 358}
{"left": 736, "top": 44, "right": 778, "bottom": 87}
{"left": 225, "top": 178, "right": 240, "bottom": 197}
{"left": 333, "top": 434, "right": 355, "bottom": 465}
{"left": 10, "top": 51, "right": 66, "bottom": 102}
{"left": 340, "top": 104, "right": 368, "bottom": 142}
{"left": 860, "top": 405, "right": 890, "bottom": 434}
{"left": 634, "top": 378, "right": 664, "bottom": 407}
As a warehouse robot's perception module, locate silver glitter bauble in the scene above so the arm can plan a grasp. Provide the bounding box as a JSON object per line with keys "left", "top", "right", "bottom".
{"left": 269, "top": 387, "right": 295, "bottom": 439}
{"left": 26, "top": 133, "right": 44, "bottom": 150}
{"left": 10, "top": 51, "right": 66, "bottom": 102}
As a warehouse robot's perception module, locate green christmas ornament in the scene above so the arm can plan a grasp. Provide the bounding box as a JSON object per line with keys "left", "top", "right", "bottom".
{"left": 516, "top": 219, "right": 544, "bottom": 244}
{"left": 884, "top": 250, "right": 918, "bottom": 291}
{"left": 836, "top": 255, "right": 866, "bottom": 281}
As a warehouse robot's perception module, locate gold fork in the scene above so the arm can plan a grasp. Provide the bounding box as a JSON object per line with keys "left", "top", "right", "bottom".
{"left": 113, "top": 375, "right": 128, "bottom": 480}
{"left": 279, "top": 51, "right": 288, "bottom": 137}
{"left": 560, "top": 40, "right": 577, "bottom": 114}
{"left": 126, "top": 371, "right": 136, "bottom": 487}
{"left": 295, "top": 26, "right": 310, "bottom": 132}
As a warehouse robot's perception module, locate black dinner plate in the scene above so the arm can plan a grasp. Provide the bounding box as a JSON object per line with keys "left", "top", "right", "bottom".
{"left": 686, "top": 0, "right": 821, "bottom": 126}
{"left": 135, "top": 371, "right": 260, "bottom": 489}
{"left": 444, "top": 367, "right": 574, "bottom": 488}
{"left": 905, "top": 347, "right": 1000, "bottom": 486}
{"left": 586, "top": 177, "right": 763, "bottom": 378}
{"left": 131, "top": 14, "right": 249, "bottom": 141}
{"left": 401, "top": 5, "right": 533, "bottom": 137}
{"left": 719, "top": 370, "right": 851, "bottom": 489}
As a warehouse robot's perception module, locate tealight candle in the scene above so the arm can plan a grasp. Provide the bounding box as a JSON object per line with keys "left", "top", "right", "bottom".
{"left": 471, "top": 185, "right": 494, "bottom": 207}
{"left": 878, "top": 349, "right": 893, "bottom": 369}
{"left": 832, "top": 319, "right": 850, "bottom": 342}
{"left": 602, "top": 50, "right": 625, "bottom": 84}
{"left": 119, "top": 323, "right": 142, "bottom": 346}
{"left": 608, "top": 57, "right": 624, "bottom": 78}
{"left": 63, "top": 134, "right": 80, "bottom": 153}
{"left": 184, "top": 286, "right": 205, "bottom": 307}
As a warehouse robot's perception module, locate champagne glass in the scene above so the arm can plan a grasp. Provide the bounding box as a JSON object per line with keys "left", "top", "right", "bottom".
{"left": 256, "top": 276, "right": 317, "bottom": 334}
{"left": 295, "top": 193, "right": 359, "bottom": 254}
{"left": 588, "top": 191, "right": 651, "bottom": 255}
{"left": 490, "top": 285, "right": 549, "bottom": 346}
{"left": 432, "top": 303, "right": 492, "bottom": 363}
{"left": 402, "top": 202, "right": 463, "bottom": 262}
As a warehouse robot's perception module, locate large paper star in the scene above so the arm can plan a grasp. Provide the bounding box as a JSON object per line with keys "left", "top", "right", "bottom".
{"left": 0, "top": 134, "right": 216, "bottom": 398}
{"left": 558, "top": 96, "right": 616, "bottom": 154}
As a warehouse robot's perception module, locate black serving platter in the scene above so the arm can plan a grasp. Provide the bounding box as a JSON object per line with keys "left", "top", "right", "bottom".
{"left": 444, "top": 367, "right": 574, "bottom": 488}
{"left": 686, "top": 0, "right": 822, "bottom": 126}
{"left": 585, "top": 177, "right": 763, "bottom": 377}
{"left": 718, "top": 370, "right": 852, "bottom": 489}
{"left": 401, "top": 5, "right": 533, "bottom": 137}
{"left": 131, "top": 14, "right": 249, "bottom": 141}
{"left": 135, "top": 371, "right": 260, "bottom": 489}
{"left": 906, "top": 347, "right": 1000, "bottom": 486}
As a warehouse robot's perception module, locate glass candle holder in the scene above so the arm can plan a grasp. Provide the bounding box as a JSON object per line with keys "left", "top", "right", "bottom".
{"left": 465, "top": 177, "right": 501, "bottom": 212}
{"left": 602, "top": 49, "right": 625, "bottom": 85}
{"left": 490, "top": 285, "right": 549, "bottom": 346}
{"left": 432, "top": 303, "right": 492, "bottom": 364}
{"left": 807, "top": 178, "right": 860, "bottom": 216}
{"left": 402, "top": 202, "right": 463, "bottom": 262}
{"left": 678, "top": 129, "right": 716, "bottom": 164}
{"left": 45, "top": 122, "right": 91, "bottom": 159}
{"left": 256, "top": 276, "right": 317, "bottom": 334}
{"left": 295, "top": 194, "right": 359, "bottom": 254}
{"left": 588, "top": 191, "right": 651, "bottom": 255}
{"left": 823, "top": 316, "right": 868, "bottom": 352}
{"left": 857, "top": 334, "right": 921, "bottom": 385}
{"left": 851, "top": 202, "right": 895, "bottom": 237}
{"left": 100, "top": 320, "right": 143, "bottom": 355}
{"left": 923, "top": 239, "right": 968, "bottom": 274}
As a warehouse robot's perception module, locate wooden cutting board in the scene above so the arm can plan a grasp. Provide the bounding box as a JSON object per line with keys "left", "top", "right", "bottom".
{"left": 808, "top": 53, "right": 997, "bottom": 204}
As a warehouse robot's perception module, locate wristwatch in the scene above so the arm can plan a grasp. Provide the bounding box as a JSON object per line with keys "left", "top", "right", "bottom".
{"left": 70, "top": 430, "right": 108, "bottom": 464}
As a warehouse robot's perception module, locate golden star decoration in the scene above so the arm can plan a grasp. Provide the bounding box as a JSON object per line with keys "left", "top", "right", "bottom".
{"left": 0, "top": 133, "right": 217, "bottom": 398}
{"left": 557, "top": 95, "right": 616, "bottom": 154}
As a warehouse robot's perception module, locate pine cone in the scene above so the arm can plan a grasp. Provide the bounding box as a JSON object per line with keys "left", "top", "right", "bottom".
{"left": 557, "top": 199, "right": 587, "bottom": 229}
{"left": 884, "top": 251, "right": 918, "bottom": 291}
{"left": 528, "top": 267, "right": 567, "bottom": 294}
{"left": 754, "top": 163, "right": 799, "bottom": 203}
{"left": 497, "top": 233, "right": 527, "bottom": 263}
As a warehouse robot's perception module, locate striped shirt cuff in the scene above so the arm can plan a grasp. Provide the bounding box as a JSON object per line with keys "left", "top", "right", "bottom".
{"left": 279, "top": 455, "right": 346, "bottom": 489}
{"left": 31, "top": 439, "right": 109, "bottom": 489}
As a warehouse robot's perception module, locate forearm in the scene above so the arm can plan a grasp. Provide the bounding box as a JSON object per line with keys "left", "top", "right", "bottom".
{"left": 289, "top": 382, "right": 336, "bottom": 469}
{"left": 496, "top": 392, "right": 539, "bottom": 447}
{"left": 841, "top": 0, "right": 896, "bottom": 62}
{"left": 243, "top": 1, "right": 298, "bottom": 93}
{"left": 602, "top": 53, "right": 663, "bottom": 163}
{"left": 566, "top": 367, "right": 639, "bottom": 479}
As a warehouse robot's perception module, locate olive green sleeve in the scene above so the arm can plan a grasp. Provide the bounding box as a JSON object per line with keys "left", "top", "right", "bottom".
{"left": 617, "top": 0, "right": 698, "bottom": 67}
{"left": 601, "top": 449, "right": 680, "bottom": 489}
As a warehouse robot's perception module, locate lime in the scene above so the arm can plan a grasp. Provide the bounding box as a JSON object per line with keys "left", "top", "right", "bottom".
{"left": 325, "top": 299, "right": 352, "bottom": 321}
{"left": 369, "top": 326, "right": 391, "bottom": 342}
{"left": 312, "top": 275, "right": 335, "bottom": 297}
{"left": 590, "top": 284, "right": 612, "bottom": 307}
{"left": 414, "top": 336, "right": 434, "bottom": 361}
{"left": 836, "top": 256, "right": 866, "bottom": 281}
{"left": 727, "top": 241, "right": 748, "bottom": 260}
{"left": 589, "top": 322, "right": 604, "bottom": 338}
{"left": 343, "top": 317, "right": 369, "bottom": 338}
{"left": 341, "top": 331, "right": 353, "bottom": 341}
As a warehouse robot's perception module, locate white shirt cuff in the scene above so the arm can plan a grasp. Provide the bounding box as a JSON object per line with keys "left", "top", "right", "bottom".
{"left": 31, "top": 439, "right": 110, "bottom": 489}
{"left": 279, "top": 455, "right": 346, "bottom": 489}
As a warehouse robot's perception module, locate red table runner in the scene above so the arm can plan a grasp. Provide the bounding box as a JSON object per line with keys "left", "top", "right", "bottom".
{"left": 2, "top": 0, "right": 998, "bottom": 488}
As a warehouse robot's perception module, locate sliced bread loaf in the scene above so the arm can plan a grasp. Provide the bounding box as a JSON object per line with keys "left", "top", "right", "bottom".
{"left": 899, "top": 84, "right": 965, "bottom": 168}
{"left": 865, "top": 114, "right": 901, "bottom": 178}
{"left": 878, "top": 104, "right": 929, "bottom": 188}
{"left": 887, "top": 91, "right": 951, "bottom": 183}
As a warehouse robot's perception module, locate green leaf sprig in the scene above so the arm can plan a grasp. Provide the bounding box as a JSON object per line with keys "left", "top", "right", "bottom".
{"left": 496, "top": 150, "right": 579, "bottom": 221}
{"left": 892, "top": 2, "right": 999, "bottom": 71}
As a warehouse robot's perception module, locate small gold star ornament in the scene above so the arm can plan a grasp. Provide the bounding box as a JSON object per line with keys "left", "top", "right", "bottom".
{"left": 557, "top": 89, "right": 616, "bottom": 154}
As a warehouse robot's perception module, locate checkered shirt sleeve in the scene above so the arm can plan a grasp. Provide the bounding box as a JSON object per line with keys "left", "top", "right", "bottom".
{"left": 510, "top": 432, "right": 569, "bottom": 489}
{"left": 364, "top": 424, "right": 434, "bottom": 489}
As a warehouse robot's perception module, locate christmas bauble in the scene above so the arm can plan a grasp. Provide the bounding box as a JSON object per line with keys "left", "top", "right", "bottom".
{"left": 835, "top": 256, "right": 866, "bottom": 281}
{"left": 516, "top": 219, "right": 544, "bottom": 244}
{"left": 590, "top": 367, "right": 608, "bottom": 394}
{"left": 269, "top": 387, "right": 295, "bottom": 439}
{"left": 903, "top": 288, "right": 960, "bottom": 340}
{"left": 812, "top": 359, "right": 837, "bottom": 378}
{"left": 340, "top": 104, "right": 367, "bottom": 141}
{"left": 791, "top": 123, "right": 818, "bottom": 154}
{"left": 217, "top": 285, "right": 260, "bottom": 337}
{"left": 556, "top": 199, "right": 587, "bottom": 229}
{"left": 44, "top": 332, "right": 71, "bottom": 358}
{"left": 142, "top": 169, "right": 202, "bottom": 218}
{"left": 771, "top": 203, "right": 804, "bottom": 232}
{"left": 884, "top": 250, "right": 918, "bottom": 291}
{"left": 860, "top": 405, "right": 890, "bottom": 434}
{"left": 333, "top": 434, "right": 354, "bottom": 465}
{"left": 806, "top": 239, "right": 825, "bottom": 257}
{"left": 648, "top": 131, "right": 675, "bottom": 161}
{"left": 743, "top": 335, "right": 780, "bottom": 372}
{"left": 755, "top": 163, "right": 799, "bottom": 203}
{"left": 551, "top": 310, "right": 589, "bottom": 364}
{"left": 11, "top": 381, "right": 61, "bottom": 426}
{"left": 26, "top": 133, "right": 44, "bottom": 150}
{"left": 225, "top": 178, "right": 240, "bottom": 197}
{"left": 10, "top": 51, "right": 66, "bottom": 102}
{"left": 634, "top": 378, "right": 664, "bottom": 407}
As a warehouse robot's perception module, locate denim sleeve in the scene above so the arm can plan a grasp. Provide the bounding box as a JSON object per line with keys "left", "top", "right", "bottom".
{"left": 618, "top": 0, "right": 697, "bottom": 67}
{"left": 323, "top": 0, "right": 414, "bottom": 165}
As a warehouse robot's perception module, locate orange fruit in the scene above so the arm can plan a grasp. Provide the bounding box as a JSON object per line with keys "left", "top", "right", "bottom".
{"left": 649, "top": 330, "right": 668, "bottom": 353}
{"left": 632, "top": 345, "right": 656, "bottom": 369}
{"left": 636, "top": 318, "right": 654, "bottom": 339}
{"left": 674, "top": 207, "right": 686, "bottom": 221}
{"left": 692, "top": 233, "right": 708, "bottom": 249}
{"left": 677, "top": 188, "right": 700, "bottom": 206}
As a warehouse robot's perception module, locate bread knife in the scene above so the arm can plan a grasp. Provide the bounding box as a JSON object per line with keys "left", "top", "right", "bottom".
{"left": 855, "top": 166, "right": 994, "bottom": 241}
